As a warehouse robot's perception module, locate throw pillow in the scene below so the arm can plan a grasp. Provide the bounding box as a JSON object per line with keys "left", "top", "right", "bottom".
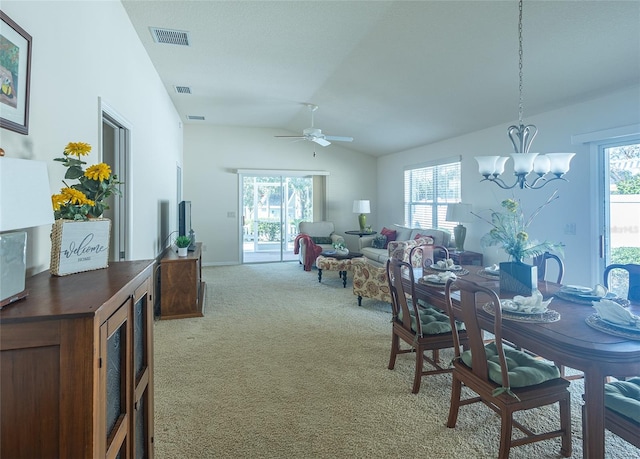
{"left": 372, "top": 234, "right": 387, "bottom": 249}
{"left": 310, "top": 236, "right": 333, "bottom": 245}
{"left": 380, "top": 227, "right": 397, "bottom": 249}
{"left": 413, "top": 233, "right": 434, "bottom": 243}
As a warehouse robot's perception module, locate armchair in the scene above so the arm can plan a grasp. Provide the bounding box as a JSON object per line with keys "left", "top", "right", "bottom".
{"left": 295, "top": 221, "right": 344, "bottom": 270}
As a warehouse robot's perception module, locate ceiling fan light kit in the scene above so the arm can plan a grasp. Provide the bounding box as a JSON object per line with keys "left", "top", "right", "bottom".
{"left": 275, "top": 104, "right": 353, "bottom": 147}
{"left": 475, "top": 0, "right": 574, "bottom": 190}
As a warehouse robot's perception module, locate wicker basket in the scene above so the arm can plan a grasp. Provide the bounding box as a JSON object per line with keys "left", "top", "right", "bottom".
{"left": 50, "top": 218, "right": 111, "bottom": 276}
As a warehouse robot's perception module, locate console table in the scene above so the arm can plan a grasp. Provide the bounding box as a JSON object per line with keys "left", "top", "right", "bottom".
{"left": 160, "top": 242, "right": 205, "bottom": 319}
{"left": 0, "top": 260, "right": 155, "bottom": 458}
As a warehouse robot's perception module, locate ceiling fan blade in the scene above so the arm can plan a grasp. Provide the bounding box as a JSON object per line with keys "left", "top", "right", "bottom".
{"left": 324, "top": 135, "right": 353, "bottom": 142}
{"left": 275, "top": 135, "right": 305, "bottom": 139}
{"left": 312, "top": 137, "right": 331, "bottom": 147}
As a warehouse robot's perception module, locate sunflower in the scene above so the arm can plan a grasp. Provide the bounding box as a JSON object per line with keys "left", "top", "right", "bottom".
{"left": 85, "top": 163, "right": 111, "bottom": 181}
{"left": 63, "top": 142, "right": 92, "bottom": 157}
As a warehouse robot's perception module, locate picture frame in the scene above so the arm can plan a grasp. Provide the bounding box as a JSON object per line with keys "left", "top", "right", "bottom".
{"left": 0, "top": 11, "right": 31, "bottom": 135}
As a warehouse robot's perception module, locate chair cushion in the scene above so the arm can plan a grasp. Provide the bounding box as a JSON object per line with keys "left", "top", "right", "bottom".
{"left": 605, "top": 377, "right": 640, "bottom": 423}
{"left": 398, "top": 304, "right": 465, "bottom": 335}
{"left": 311, "top": 236, "right": 333, "bottom": 245}
{"left": 461, "top": 342, "right": 560, "bottom": 388}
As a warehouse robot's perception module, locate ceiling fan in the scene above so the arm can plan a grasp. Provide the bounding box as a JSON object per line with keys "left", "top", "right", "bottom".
{"left": 275, "top": 104, "right": 353, "bottom": 147}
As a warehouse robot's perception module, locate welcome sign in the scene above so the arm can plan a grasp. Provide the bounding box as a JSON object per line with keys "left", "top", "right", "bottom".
{"left": 50, "top": 218, "right": 111, "bottom": 276}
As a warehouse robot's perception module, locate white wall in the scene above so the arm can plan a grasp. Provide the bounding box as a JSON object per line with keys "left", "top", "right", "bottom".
{"left": 378, "top": 85, "right": 640, "bottom": 286}
{"left": 183, "top": 125, "right": 377, "bottom": 265}
{"left": 1, "top": 1, "right": 183, "bottom": 275}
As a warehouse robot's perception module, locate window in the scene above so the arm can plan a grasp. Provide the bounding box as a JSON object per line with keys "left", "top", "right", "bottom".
{"left": 404, "top": 157, "right": 461, "bottom": 232}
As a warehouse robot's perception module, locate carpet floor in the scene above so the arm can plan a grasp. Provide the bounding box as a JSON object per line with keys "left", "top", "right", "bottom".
{"left": 153, "top": 262, "right": 637, "bottom": 458}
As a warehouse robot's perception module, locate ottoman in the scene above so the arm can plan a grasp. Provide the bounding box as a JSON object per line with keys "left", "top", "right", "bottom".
{"left": 316, "top": 253, "right": 364, "bottom": 288}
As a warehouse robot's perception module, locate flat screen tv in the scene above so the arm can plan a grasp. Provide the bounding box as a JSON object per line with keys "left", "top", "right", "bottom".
{"left": 178, "top": 200, "right": 192, "bottom": 238}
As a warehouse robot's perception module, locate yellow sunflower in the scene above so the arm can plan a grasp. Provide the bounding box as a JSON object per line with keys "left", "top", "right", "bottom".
{"left": 60, "top": 187, "right": 95, "bottom": 206}
{"left": 85, "top": 163, "right": 111, "bottom": 181}
{"left": 63, "top": 142, "right": 92, "bottom": 157}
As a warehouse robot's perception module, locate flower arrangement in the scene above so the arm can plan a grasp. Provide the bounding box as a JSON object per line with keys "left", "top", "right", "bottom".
{"left": 473, "top": 190, "right": 564, "bottom": 263}
{"left": 333, "top": 241, "right": 347, "bottom": 251}
{"left": 51, "top": 142, "right": 122, "bottom": 221}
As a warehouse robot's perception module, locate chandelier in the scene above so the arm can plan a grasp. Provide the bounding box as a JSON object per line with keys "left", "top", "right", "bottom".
{"left": 475, "top": 0, "right": 574, "bottom": 190}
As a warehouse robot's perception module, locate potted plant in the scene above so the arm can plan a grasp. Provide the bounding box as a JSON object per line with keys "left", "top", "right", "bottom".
{"left": 333, "top": 241, "right": 349, "bottom": 256}
{"left": 175, "top": 235, "right": 192, "bottom": 257}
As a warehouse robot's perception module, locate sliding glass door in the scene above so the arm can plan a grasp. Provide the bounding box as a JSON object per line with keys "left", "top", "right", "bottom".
{"left": 601, "top": 141, "right": 640, "bottom": 296}
{"left": 241, "top": 175, "right": 313, "bottom": 263}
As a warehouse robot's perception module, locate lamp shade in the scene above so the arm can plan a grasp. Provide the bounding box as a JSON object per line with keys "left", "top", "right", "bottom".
{"left": 446, "top": 203, "right": 472, "bottom": 223}
{"left": 352, "top": 200, "right": 370, "bottom": 214}
{"left": 0, "top": 158, "right": 54, "bottom": 231}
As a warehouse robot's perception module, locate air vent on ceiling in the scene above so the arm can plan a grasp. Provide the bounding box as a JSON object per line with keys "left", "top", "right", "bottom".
{"left": 149, "top": 27, "right": 191, "bottom": 46}
{"left": 187, "top": 115, "right": 205, "bottom": 121}
{"left": 174, "top": 86, "right": 192, "bottom": 94}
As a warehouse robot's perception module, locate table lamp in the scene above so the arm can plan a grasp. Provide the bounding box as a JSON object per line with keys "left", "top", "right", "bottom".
{"left": 446, "top": 203, "right": 472, "bottom": 252}
{"left": 352, "top": 199, "right": 370, "bottom": 231}
{"left": 0, "top": 157, "right": 54, "bottom": 308}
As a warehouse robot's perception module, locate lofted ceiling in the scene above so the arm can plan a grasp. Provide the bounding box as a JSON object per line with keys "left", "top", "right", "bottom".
{"left": 121, "top": 0, "right": 640, "bottom": 157}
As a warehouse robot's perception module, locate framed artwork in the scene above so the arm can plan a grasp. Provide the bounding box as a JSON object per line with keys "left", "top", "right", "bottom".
{"left": 0, "top": 11, "right": 31, "bottom": 135}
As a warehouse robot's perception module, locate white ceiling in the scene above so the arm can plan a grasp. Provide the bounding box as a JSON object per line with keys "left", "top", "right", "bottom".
{"left": 121, "top": 0, "right": 640, "bottom": 157}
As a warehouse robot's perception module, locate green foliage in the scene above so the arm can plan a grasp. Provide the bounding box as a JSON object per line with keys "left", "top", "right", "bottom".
{"left": 175, "top": 235, "right": 192, "bottom": 248}
{"left": 257, "top": 221, "right": 280, "bottom": 241}
{"left": 611, "top": 247, "right": 640, "bottom": 265}
{"left": 613, "top": 175, "right": 640, "bottom": 195}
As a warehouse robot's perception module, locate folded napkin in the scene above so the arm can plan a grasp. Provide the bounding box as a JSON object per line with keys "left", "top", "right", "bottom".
{"left": 592, "top": 299, "right": 639, "bottom": 328}
{"left": 504, "top": 290, "right": 553, "bottom": 313}
{"left": 424, "top": 271, "right": 457, "bottom": 283}
{"left": 436, "top": 259, "right": 455, "bottom": 269}
{"left": 486, "top": 264, "right": 499, "bottom": 272}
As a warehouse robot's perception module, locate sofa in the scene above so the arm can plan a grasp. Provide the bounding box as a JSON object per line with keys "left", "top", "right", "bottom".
{"left": 295, "top": 221, "right": 345, "bottom": 269}
{"left": 357, "top": 224, "right": 452, "bottom": 267}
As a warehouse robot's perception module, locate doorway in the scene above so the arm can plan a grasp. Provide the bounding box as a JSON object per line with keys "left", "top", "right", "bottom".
{"left": 241, "top": 175, "right": 313, "bottom": 263}
{"left": 100, "top": 99, "right": 131, "bottom": 262}
{"left": 601, "top": 141, "right": 640, "bottom": 296}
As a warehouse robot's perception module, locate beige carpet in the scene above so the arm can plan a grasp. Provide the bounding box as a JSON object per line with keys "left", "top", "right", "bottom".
{"left": 153, "top": 262, "right": 636, "bottom": 458}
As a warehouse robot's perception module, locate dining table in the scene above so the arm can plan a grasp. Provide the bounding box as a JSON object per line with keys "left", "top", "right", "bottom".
{"left": 405, "top": 265, "right": 640, "bottom": 459}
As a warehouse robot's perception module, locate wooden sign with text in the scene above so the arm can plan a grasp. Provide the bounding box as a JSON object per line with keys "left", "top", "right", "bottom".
{"left": 50, "top": 218, "right": 111, "bottom": 276}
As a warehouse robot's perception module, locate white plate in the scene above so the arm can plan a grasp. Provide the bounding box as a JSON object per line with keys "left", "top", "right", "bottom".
{"left": 561, "top": 285, "right": 592, "bottom": 294}
{"left": 430, "top": 264, "right": 462, "bottom": 271}
{"left": 422, "top": 275, "right": 447, "bottom": 284}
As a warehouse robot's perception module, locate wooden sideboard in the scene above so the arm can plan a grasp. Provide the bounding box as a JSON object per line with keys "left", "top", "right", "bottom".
{"left": 0, "top": 260, "right": 155, "bottom": 458}
{"left": 160, "top": 242, "right": 205, "bottom": 319}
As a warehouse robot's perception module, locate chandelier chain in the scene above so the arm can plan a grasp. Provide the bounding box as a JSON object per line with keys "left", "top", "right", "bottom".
{"left": 518, "top": 0, "right": 524, "bottom": 126}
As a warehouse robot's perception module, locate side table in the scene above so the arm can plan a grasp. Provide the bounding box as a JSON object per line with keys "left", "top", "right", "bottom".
{"left": 345, "top": 230, "right": 377, "bottom": 237}
{"left": 450, "top": 250, "right": 483, "bottom": 266}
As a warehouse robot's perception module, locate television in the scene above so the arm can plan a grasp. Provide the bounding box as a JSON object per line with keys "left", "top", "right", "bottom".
{"left": 178, "top": 200, "right": 196, "bottom": 250}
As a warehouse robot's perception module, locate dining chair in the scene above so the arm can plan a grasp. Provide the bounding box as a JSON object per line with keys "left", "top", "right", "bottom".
{"left": 583, "top": 377, "right": 640, "bottom": 449}
{"left": 443, "top": 277, "right": 572, "bottom": 458}
{"left": 603, "top": 263, "right": 640, "bottom": 302}
{"left": 386, "top": 258, "right": 466, "bottom": 394}
{"left": 533, "top": 251, "right": 564, "bottom": 284}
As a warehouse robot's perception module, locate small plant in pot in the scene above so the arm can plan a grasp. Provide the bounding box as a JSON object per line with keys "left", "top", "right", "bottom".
{"left": 175, "top": 235, "right": 192, "bottom": 257}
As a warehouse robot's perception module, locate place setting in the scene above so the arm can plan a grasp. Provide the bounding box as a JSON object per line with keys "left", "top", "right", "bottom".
{"left": 556, "top": 283, "right": 630, "bottom": 307}
{"left": 586, "top": 299, "right": 640, "bottom": 340}
{"left": 477, "top": 263, "right": 500, "bottom": 279}
{"left": 482, "top": 290, "right": 560, "bottom": 323}
{"left": 426, "top": 259, "right": 470, "bottom": 276}
{"left": 419, "top": 270, "right": 459, "bottom": 288}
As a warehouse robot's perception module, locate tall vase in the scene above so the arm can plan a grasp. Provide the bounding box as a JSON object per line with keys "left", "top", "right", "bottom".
{"left": 499, "top": 261, "right": 538, "bottom": 296}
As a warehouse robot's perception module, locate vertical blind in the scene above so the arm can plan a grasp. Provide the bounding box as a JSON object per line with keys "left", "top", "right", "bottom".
{"left": 404, "top": 158, "right": 461, "bottom": 232}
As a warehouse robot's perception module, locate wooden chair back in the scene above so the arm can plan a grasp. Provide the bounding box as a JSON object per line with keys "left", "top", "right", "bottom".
{"left": 387, "top": 258, "right": 420, "bottom": 335}
{"left": 604, "top": 263, "right": 640, "bottom": 302}
{"left": 534, "top": 251, "right": 564, "bottom": 284}
{"left": 444, "top": 278, "right": 508, "bottom": 386}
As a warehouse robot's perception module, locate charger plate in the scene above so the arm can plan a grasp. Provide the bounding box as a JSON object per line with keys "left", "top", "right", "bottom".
{"left": 424, "top": 267, "right": 469, "bottom": 276}
{"left": 585, "top": 314, "right": 640, "bottom": 341}
{"left": 483, "top": 302, "right": 561, "bottom": 323}
{"left": 557, "top": 290, "right": 630, "bottom": 307}
{"left": 476, "top": 268, "right": 500, "bottom": 280}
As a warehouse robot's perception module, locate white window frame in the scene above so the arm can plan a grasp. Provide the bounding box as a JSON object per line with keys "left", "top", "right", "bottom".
{"left": 404, "top": 156, "right": 461, "bottom": 232}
